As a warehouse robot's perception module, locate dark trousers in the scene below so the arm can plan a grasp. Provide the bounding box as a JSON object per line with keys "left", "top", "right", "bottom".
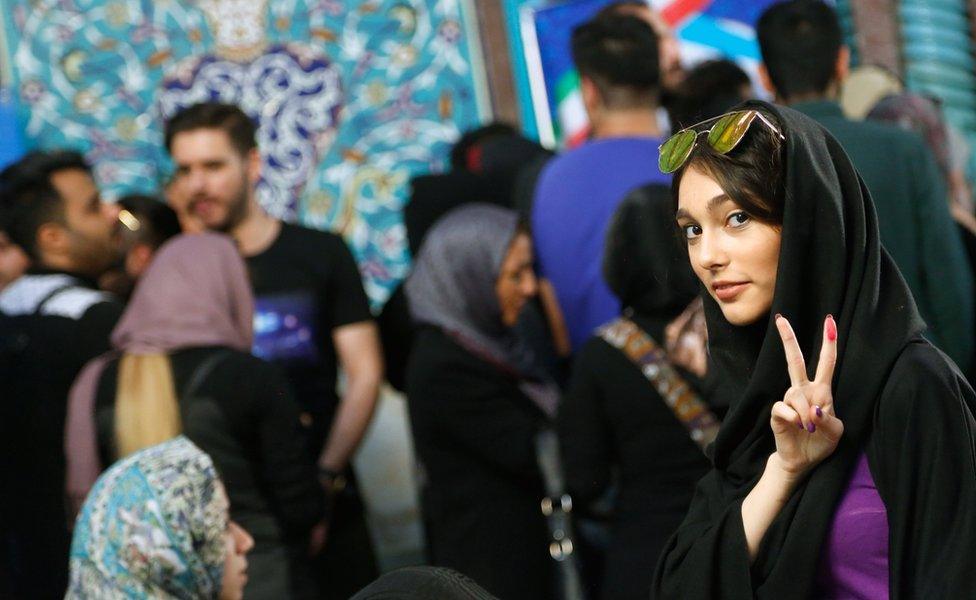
{"left": 312, "top": 477, "right": 379, "bottom": 599}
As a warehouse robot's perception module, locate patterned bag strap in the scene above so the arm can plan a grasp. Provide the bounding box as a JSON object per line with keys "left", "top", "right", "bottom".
{"left": 599, "top": 317, "right": 721, "bottom": 454}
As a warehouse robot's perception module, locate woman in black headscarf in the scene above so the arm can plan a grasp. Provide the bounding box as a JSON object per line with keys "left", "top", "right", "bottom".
{"left": 558, "top": 185, "right": 719, "bottom": 600}
{"left": 404, "top": 204, "right": 555, "bottom": 600}
{"left": 652, "top": 100, "right": 976, "bottom": 599}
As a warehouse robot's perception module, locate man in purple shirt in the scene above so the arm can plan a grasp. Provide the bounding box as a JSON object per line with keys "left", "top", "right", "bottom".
{"left": 532, "top": 14, "right": 670, "bottom": 352}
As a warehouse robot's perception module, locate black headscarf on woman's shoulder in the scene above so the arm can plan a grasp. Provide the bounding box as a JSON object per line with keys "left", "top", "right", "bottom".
{"left": 707, "top": 101, "right": 923, "bottom": 469}
{"left": 654, "top": 100, "right": 976, "bottom": 598}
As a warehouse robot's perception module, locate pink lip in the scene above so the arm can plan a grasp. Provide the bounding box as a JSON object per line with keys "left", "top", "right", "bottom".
{"left": 192, "top": 199, "right": 216, "bottom": 216}
{"left": 712, "top": 281, "right": 749, "bottom": 302}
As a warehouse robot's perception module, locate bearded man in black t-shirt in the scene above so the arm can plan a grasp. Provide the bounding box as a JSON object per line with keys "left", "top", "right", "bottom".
{"left": 164, "top": 102, "right": 383, "bottom": 599}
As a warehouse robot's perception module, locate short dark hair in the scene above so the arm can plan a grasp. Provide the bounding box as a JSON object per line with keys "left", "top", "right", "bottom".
{"left": 0, "top": 203, "right": 10, "bottom": 236}
{"left": 0, "top": 150, "right": 91, "bottom": 259}
{"left": 757, "top": 0, "right": 844, "bottom": 101}
{"left": 595, "top": 1, "right": 649, "bottom": 19}
{"left": 1, "top": 183, "right": 64, "bottom": 260}
{"left": 163, "top": 102, "right": 257, "bottom": 156}
{"left": 669, "top": 59, "right": 753, "bottom": 129}
{"left": 671, "top": 107, "right": 786, "bottom": 226}
{"left": 449, "top": 123, "right": 518, "bottom": 171}
{"left": 571, "top": 14, "right": 660, "bottom": 109}
{"left": 117, "top": 194, "right": 182, "bottom": 249}
{"left": 0, "top": 149, "right": 91, "bottom": 195}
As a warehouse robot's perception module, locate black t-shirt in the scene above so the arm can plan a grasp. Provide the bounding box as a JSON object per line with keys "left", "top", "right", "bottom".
{"left": 245, "top": 223, "right": 372, "bottom": 451}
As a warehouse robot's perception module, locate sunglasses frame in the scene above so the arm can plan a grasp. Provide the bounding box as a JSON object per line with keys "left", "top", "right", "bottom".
{"left": 658, "top": 109, "right": 786, "bottom": 174}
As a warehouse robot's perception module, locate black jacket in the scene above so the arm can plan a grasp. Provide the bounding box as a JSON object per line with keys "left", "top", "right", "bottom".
{"left": 406, "top": 326, "right": 555, "bottom": 600}
{"left": 559, "top": 323, "right": 712, "bottom": 600}
{"left": 0, "top": 272, "right": 122, "bottom": 599}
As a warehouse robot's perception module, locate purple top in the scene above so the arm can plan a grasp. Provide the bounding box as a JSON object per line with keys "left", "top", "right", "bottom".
{"left": 531, "top": 137, "right": 668, "bottom": 351}
{"left": 816, "top": 453, "right": 889, "bottom": 599}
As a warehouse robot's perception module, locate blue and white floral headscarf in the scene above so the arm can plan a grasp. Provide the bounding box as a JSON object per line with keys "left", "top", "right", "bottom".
{"left": 66, "top": 436, "right": 228, "bottom": 599}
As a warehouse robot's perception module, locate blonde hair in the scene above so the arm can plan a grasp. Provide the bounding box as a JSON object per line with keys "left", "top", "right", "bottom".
{"left": 114, "top": 353, "right": 182, "bottom": 458}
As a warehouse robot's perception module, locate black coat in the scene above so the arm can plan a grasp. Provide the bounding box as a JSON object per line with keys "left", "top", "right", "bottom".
{"left": 0, "top": 273, "right": 122, "bottom": 599}
{"left": 406, "top": 326, "right": 555, "bottom": 600}
{"left": 559, "top": 318, "right": 712, "bottom": 600}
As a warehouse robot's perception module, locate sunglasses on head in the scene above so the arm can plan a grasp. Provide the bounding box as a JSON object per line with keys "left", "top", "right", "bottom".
{"left": 658, "top": 109, "right": 786, "bottom": 174}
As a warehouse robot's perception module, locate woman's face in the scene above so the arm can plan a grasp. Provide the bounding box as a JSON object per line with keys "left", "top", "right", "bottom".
{"left": 219, "top": 520, "right": 253, "bottom": 600}
{"left": 676, "top": 166, "right": 781, "bottom": 326}
{"left": 496, "top": 232, "right": 538, "bottom": 327}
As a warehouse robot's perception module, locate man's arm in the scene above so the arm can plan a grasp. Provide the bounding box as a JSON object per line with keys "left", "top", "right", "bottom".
{"left": 317, "top": 320, "right": 383, "bottom": 472}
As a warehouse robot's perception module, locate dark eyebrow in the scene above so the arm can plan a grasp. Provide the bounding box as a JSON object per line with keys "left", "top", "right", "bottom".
{"left": 707, "top": 194, "right": 733, "bottom": 212}
{"left": 676, "top": 194, "right": 733, "bottom": 222}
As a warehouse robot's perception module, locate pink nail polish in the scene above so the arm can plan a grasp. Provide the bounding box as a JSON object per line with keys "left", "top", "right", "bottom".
{"left": 826, "top": 316, "right": 837, "bottom": 342}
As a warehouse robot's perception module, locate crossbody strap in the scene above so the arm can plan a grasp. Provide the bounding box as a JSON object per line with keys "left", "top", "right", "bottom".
{"left": 180, "top": 349, "right": 233, "bottom": 400}
{"left": 599, "top": 317, "right": 721, "bottom": 453}
{"left": 33, "top": 283, "right": 77, "bottom": 316}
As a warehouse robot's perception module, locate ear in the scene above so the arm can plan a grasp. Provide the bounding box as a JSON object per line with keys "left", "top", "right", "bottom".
{"left": 125, "top": 243, "right": 154, "bottom": 279}
{"left": 835, "top": 46, "right": 851, "bottom": 84}
{"left": 580, "top": 75, "right": 601, "bottom": 116}
{"left": 246, "top": 148, "right": 261, "bottom": 186}
{"left": 757, "top": 63, "right": 776, "bottom": 97}
{"left": 36, "top": 222, "right": 68, "bottom": 259}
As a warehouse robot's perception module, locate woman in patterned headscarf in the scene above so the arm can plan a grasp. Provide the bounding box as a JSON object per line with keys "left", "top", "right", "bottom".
{"left": 67, "top": 436, "right": 253, "bottom": 599}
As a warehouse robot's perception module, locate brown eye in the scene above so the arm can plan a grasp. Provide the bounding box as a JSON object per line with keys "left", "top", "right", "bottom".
{"left": 727, "top": 212, "right": 750, "bottom": 228}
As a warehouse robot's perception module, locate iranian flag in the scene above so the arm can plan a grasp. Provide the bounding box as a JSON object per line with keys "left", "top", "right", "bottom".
{"left": 527, "top": 0, "right": 778, "bottom": 148}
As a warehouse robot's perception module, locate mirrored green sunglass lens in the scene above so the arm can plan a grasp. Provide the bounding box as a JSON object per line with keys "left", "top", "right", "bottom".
{"left": 707, "top": 111, "right": 757, "bottom": 154}
{"left": 659, "top": 129, "right": 697, "bottom": 173}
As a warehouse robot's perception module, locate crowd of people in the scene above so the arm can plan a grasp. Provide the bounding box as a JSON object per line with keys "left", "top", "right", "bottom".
{"left": 2, "top": 1, "right": 976, "bottom": 599}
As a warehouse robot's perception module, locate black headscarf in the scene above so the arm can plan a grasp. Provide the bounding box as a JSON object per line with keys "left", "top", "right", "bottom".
{"left": 603, "top": 183, "right": 699, "bottom": 341}
{"left": 707, "top": 101, "right": 922, "bottom": 467}
{"left": 350, "top": 566, "right": 498, "bottom": 600}
{"left": 404, "top": 172, "right": 506, "bottom": 256}
{"left": 654, "top": 100, "right": 976, "bottom": 598}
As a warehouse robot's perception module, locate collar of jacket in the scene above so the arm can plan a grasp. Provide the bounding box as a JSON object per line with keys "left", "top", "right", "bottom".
{"left": 789, "top": 99, "right": 846, "bottom": 120}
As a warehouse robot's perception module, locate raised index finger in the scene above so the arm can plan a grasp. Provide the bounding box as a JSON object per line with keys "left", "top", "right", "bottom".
{"left": 775, "top": 314, "right": 808, "bottom": 386}
{"left": 814, "top": 314, "right": 838, "bottom": 385}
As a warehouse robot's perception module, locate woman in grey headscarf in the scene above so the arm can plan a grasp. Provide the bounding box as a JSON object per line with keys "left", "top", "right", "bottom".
{"left": 405, "top": 204, "right": 556, "bottom": 600}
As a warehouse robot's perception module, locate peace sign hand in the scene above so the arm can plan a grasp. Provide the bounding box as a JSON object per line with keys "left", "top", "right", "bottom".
{"left": 769, "top": 314, "right": 844, "bottom": 476}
